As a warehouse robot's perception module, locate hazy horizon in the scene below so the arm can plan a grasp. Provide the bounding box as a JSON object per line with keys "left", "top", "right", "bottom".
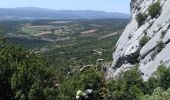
{"left": 0, "top": 0, "right": 131, "bottom": 14}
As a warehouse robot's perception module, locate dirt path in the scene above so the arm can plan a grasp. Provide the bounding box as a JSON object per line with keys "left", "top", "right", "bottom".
{"left": 99, "top": 30, "right": 123, "bottom": 39}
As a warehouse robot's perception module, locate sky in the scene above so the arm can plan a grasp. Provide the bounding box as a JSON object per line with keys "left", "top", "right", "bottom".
{"left": 0, "top": 0, "right": 131, "bottom": 14}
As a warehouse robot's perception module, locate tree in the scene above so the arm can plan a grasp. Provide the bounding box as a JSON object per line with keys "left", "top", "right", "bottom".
{"left": 0, "top": 37, "right": 58, "bottom": 100}
{"left": 106, "top": 67, "right": 144, "bottom": 100}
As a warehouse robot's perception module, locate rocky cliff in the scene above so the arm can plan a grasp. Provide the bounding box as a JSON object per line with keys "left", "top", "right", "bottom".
{"left": 107, "top": 0, "right": 170, "bottom": 80}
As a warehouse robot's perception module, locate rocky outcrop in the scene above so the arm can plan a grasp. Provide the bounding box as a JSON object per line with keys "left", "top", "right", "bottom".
{"left": 107, "top": 0, "right": 170, "bottom": 80}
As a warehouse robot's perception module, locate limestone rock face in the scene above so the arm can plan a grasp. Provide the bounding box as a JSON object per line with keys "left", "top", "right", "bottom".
{"left": 108, "top": 0, "right": 170, "bottom": 80}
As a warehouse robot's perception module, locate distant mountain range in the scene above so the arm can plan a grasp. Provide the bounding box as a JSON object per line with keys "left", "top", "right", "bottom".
{"left": 0, "top": 7, "right": 130, "bottom": 19}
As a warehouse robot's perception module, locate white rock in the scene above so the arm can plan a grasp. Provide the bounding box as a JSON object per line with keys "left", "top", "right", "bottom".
{"left": 108, "top": 0, "right": 170, "bottom": 80}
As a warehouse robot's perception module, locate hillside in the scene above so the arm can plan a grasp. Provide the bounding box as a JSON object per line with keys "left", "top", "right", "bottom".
{"left": 107, "top": 0, "right": 170, "bottom": 80}
{"left": 0, "top": 7, "right": 130, "bottom": 19}
{"left": 0, "top": 19, "right": 130, "bottom": 100}
{"left": 0, "top": 19, "right": 128, "bottom": 72}
{"left": 1, "top": 1, "right": 170, "bottom": 99}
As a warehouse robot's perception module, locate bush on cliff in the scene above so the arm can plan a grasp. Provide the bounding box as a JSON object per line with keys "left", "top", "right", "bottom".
{"left": 136, "top": 13, "right": 148, "bottom": 26}
{"left": 148, "top": 2, "right": 161, "bottom": 18}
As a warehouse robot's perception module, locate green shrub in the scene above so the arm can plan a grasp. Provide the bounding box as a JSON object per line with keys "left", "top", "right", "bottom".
{"left": 156, "top": 41, "right": 165, "bottom": 53}
{"left": 145, "top": 76, "right": 159, "bottom": 94}
{"left": 106, "top": 67, "right": 144, "bottom": 100}
{"left": 148, "top": 2, "right": 161, "bottom": 18}
{"left": 156, "top": 65, "right": 170, "bottom": 90}
{"left": 143, "top": 87, "right": 170, "bottom": 100}
{"left": 136, "top": 13, "right": 148, "bottom": 26}
{"left": 139, "top": 35, "right": 149, "bottom": 47}
{"left": 0, "top": 37, "right": 58, "bottom": 100}
{"left": 150, "top": 41, "right": 165, "bottom": 60}
{"left": 59, "top": 67, "right": 104, "bottom": 100}
{"left": 146, "top": 65, "right": 170, "bottom": 91}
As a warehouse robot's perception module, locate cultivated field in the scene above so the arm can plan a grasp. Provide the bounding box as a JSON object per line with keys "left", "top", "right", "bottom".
{"left": 3, "top": 19, "right": 129, "bottom": 71}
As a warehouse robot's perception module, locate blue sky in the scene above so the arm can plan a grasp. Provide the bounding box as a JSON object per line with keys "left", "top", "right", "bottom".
{"left": 0, "top": 0, "right": 131, "bottom": 14}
